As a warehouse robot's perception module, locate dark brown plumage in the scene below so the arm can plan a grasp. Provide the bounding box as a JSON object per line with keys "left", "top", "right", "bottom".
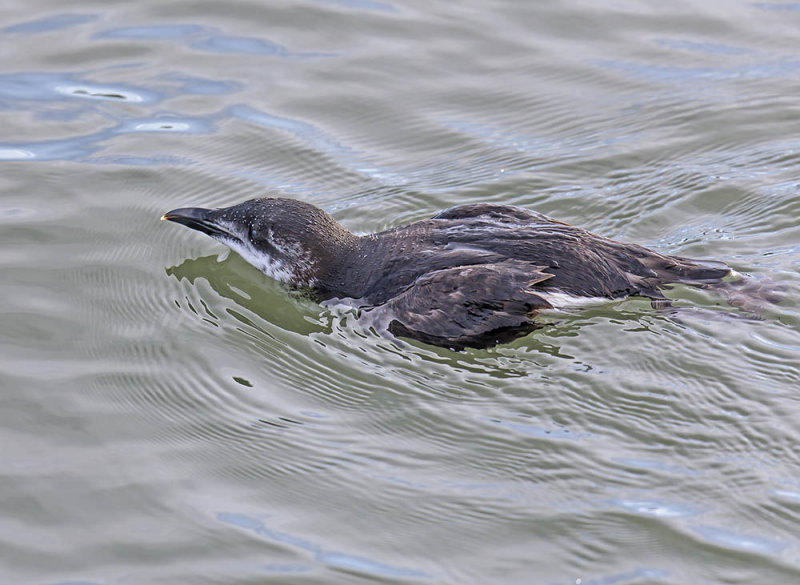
{"left": 163, "top": 198, "right": 737, "bottom": 349}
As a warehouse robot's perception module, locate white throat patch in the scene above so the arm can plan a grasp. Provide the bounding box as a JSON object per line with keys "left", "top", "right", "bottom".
{"left": 214, "top": 223, "right": 315, "bottom": 287}
{"left": 225, "top": 238, "right": 296, "bottom": 283}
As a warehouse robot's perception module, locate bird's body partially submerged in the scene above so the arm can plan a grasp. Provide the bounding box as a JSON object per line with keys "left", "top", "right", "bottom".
{"left": 163, "top": 197, "right": 736, "bottom": 349}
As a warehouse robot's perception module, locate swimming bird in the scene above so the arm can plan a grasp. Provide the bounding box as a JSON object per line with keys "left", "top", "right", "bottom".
{"left": 162, "top": 197, "right": 737, "bottom": 349}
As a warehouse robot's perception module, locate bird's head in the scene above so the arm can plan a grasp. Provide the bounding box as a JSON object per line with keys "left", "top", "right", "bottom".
{"left": 162, "top": 197, "right": 355, "bottom": 286}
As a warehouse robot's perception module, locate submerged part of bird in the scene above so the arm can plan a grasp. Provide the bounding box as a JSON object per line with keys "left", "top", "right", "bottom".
{"left": 162, "top": 197, "right": 777, "bottom": 350}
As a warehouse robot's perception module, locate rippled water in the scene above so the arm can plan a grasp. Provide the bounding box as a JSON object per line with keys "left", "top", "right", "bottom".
{"left": 2, "top": 0, "right": 799, "bottom": 583}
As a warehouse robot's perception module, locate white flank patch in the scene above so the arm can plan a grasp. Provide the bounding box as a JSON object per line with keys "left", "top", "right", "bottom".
{"left": 537, "top": 290, "right": 610, "bottom": 310}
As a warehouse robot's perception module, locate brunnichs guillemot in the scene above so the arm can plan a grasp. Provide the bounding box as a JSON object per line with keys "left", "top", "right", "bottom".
{"left": 162, "top": 197, "right": 737, "bottom": 349}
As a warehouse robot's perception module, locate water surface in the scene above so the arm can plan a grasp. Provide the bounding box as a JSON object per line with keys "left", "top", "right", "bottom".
{"left": 1, "top": 0, "right": 799, "bottom": 583}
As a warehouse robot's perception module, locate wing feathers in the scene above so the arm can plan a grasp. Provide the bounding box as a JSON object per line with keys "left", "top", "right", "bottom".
{"left": 379, "top": 260, "right": 553, "bottom": 349}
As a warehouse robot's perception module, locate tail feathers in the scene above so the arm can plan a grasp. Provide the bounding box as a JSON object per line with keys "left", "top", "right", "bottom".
{"left": 644, "top": 254, "right": 783, "bottom": 316}
{"left": 666, "top": 256, "right": 732, "bottom": 285}
{"left": 637, "top": 254, "right": 731, "bottom": 286}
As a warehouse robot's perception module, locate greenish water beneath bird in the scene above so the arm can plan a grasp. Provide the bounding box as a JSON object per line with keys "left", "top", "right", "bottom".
{"left": 1, "top": 0, "right": 799, "bottom": 583}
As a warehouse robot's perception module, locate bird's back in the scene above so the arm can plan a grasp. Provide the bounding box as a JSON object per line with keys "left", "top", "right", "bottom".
{"left": 321, "top": 203, "right": 731, "bottom": 306}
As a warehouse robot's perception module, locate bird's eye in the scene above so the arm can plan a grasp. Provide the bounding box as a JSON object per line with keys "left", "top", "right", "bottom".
{"left": 248, "top": 226, "right": 260, "bottom": 242}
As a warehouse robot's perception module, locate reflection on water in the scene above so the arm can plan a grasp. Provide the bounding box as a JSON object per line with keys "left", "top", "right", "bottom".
{"left": 1, "top": 0, "right": 799, "bottom": 583}
{"left": 167, "top": 252, "right": 327, "bottom": 337}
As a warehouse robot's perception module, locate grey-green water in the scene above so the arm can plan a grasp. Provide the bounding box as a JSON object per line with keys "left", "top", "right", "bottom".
{"left": 2, "top": 0, "right": 799, "bottom": 583}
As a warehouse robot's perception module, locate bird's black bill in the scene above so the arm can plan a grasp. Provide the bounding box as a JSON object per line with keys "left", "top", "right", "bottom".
{"left": 161, "top": 207, "right": 231, "bottom": 239}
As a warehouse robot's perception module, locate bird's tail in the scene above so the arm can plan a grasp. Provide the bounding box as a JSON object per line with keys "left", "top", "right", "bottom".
{"left": 648, "top": 255, "right": 784, "bottom": 316}
{"left": 709, "top": 274, "right": 786, "bottom": 315}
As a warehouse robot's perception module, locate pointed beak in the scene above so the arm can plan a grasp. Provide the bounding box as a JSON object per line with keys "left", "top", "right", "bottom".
{"left": 161, "top": 207, "right": 233, "bottom": 240}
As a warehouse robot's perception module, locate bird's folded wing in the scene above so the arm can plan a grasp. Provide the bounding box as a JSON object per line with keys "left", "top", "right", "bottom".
{"left": 378, "top": 260, "right": 554, "bottom": 349}
{"left": 432, "top": 203, "right": 570, "bottom": 226}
